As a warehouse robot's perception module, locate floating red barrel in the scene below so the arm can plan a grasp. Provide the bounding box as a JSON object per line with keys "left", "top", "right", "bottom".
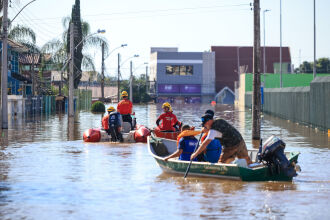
{"left": 134, "top": 125, "right": 151, "bottom": 143}
{"left": 83, "top": 128, "right": 101, "bottom": 142}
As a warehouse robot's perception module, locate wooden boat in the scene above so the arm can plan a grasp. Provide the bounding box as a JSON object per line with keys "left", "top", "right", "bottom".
{"left": 148, "top": 136, "right": 300, "bottom": 181}
{"left": 152, "top": 127, "right": 180, "bottom": 140}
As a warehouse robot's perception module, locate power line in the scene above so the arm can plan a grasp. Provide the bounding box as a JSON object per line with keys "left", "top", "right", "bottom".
{"left": 14, "top": 3, "right": 250, "bottom": 22}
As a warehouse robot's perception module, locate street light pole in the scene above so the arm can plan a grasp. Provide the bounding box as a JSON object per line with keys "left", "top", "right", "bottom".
{"left": 130, "top": 61, "right": 133, "bottom": 102}
{"left": 68, "top": 23, "right": 75, "bottom": 118}
{"left": 1, "top": 0, "right": 9, "bottom": 128}
{"left": 263, "top": 9, "right": 270, "bottom": 75}
{"left": 101, "top": 42, "right": 105, "bottom": 99}
{"left": 117, "top": 53, "right": 121, "bottom": 102}
{"left": 280, "top": 0, "right": 283, "bottom": 87}
{"left": 313, "top": 0, "right": 316, "bottom": 78}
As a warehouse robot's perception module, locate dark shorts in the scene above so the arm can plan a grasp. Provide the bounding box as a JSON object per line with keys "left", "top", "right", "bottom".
{"left": 219, "top": 140, "right": 252, "bottom": 164}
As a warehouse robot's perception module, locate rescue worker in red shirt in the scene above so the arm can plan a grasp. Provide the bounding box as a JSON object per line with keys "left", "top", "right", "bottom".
{"left": 117, "top": 91, "right": 134, "bottom": 130}
{"left": 102, "top": 106, "right": 114, "bottom": 135}
{"left": 156, "top": 102, "right": 181, "bottom": 131}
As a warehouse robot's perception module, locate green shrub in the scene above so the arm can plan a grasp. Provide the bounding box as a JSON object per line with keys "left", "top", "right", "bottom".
{"left": 91, "top": 101, "right": 105, "bottom": 113}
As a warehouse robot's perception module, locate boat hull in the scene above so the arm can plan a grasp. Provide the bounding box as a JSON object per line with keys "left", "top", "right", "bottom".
{"left": 153, "top": 127, "right": 180, "bottom": 140}
{"left": 148, "top": 136, "right": 300, "bottom": 181}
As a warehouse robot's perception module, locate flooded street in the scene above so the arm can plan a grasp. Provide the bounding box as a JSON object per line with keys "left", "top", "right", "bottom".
{"left": 0, "top": 104, "right": 329, "bottom": 219}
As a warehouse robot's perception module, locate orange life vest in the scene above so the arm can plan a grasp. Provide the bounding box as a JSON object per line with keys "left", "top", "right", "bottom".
{"left": 176, "top": 129, "right": 201, "bottom": 146}
{"left": 102, "top": 114, "right": 110, "bottom": 130}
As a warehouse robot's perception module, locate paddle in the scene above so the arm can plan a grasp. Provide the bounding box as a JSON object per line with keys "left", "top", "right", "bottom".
{"left": 184, "top": 132, "right": 203, "bottom": 178}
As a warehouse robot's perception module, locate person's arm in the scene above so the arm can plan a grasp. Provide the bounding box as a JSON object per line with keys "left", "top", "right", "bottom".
{"left": 164, "top": 149, "right": 183, "bottom": 161}
{"left": 191, "top": 129, "right": 221, "bottom": 159}
{"left": 191, "top": 139, "right": 211, "bottom": 159}
{"left": 118, "top": 113, "right": 122, "bottom": 127}
{"left": 156, "top": 114, "right": 163, "bottom": 127}
{"left": 129, "top": 101, "right": 133, "bottom": 115}
{"left": 156, "top": 119, "right": 161, "bottom": 127}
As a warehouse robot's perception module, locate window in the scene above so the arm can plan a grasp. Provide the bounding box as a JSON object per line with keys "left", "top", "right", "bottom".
{"left": 165, "top": 65, "right": 193, "bottom": 75}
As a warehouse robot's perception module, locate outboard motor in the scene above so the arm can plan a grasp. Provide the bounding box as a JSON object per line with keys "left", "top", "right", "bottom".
{"left": 259, "top": 136, "right": 297, "bottom": 178}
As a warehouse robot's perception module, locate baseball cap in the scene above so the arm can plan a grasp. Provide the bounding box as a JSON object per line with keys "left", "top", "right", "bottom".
{"left": 201, "top": 114, "right": 213, "bottom": 126}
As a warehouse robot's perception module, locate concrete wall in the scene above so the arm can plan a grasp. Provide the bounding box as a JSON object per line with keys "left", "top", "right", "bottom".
{"left": 244, "top": 76, "right": 330, "bottom": 130}
{"left": 202, "top": 52, "right": 216, "bottom": 95}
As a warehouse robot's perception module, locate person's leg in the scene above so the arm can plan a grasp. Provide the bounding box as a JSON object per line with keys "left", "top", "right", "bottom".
{"left": 219, "top": 147, "right": 238, "bottom": 163}
{"left": 236, "top": 140, "right": 252, "bottom": 164}
{"left": 116, "top": 127, "right": 124, "bottom": 142}
{"left": 109, "top": 127, "right": 117, "bottom": 142}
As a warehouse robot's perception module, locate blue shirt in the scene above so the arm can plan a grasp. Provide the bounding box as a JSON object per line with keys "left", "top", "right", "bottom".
{"left": 178, "top": 136, "right": 198, "bottom": 161}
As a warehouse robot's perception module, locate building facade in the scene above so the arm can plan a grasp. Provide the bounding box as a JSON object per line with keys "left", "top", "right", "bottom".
{"left": 149, "top": 47, "right": 215, "bottom": 104}
{"left": 211, "top": 46, "right": 292, "bottom": 93}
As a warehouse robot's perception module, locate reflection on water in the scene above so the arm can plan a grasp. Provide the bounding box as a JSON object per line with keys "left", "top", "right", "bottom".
{"left": 0, "top": 104, "right": 329, "bottom": 219}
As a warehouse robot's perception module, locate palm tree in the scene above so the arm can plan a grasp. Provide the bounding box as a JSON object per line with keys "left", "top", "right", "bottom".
{"left": 42, "top": 16, "right": 108, "bottom": 88}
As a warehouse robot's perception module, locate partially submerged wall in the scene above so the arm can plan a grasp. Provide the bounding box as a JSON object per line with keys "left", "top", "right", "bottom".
{"left": 244, "top": 76, "right": 330, "bottom": 131}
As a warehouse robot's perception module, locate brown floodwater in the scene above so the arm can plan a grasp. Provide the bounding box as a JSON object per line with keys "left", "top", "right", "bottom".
{"left": 0, "top": 104, "right": 329, "bottom": 219}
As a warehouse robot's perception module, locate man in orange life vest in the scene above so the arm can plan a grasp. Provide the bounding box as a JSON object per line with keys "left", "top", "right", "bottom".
{"left": 117, "top": 91, "right": 134, "bottom": 130}
{"left": 156, "top": 102, "right": 181, "bottom": 132}
{"left": 102, "top": 106, "right": 115, "bottom": 135}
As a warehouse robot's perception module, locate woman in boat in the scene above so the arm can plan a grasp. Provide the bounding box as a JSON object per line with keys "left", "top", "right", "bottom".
{"left": 156, "top": 102, "right": 181, "bottom": 132}
{"left": 164, "top": 125, "right": 199, "bottom": 161}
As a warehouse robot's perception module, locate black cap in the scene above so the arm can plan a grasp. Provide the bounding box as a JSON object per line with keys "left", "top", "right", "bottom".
{"left": 205, "top": 109, "right": 214, "bottom": 117}
{"left": 201, "top": 113, "right": 213, "bottom": 126}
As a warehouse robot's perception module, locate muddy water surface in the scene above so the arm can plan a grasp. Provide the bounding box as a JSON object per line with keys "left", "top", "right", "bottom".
{"left": 0, "top": 104, "right": 329, "bottom": 219}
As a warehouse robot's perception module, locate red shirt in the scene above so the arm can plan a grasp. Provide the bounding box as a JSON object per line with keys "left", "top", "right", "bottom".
{"left": 117, "top": 100, "right": 133, "bottom": 115}
{"left": 157, "top": 112, "right": 178, "bottom": 131}
{"left": 102, "top": 114, "right": 110, "bottom": 130}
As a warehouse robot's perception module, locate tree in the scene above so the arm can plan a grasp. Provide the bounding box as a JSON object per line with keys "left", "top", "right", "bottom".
{"left": 299, "top": 61, "right": 313, "bottom": 73}
{"left": 298, "top": 58, "right": 330, "bottom": 74}
{"left": 120, "top": 75, "right": 151, "bottom": 103}
{"left": 42, "top": 0, "right": 109, "bottom": 89}
{"left": 316, "top": 58, "right": 330, "bottom": 73}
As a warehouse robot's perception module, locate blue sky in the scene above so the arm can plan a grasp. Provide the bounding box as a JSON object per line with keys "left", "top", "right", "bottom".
{"left": 11, "top": 0, "right": 330, "bottom": 78}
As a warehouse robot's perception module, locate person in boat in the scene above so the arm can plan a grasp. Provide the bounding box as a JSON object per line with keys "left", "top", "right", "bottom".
{"left": 117, "top": 91, "right": 134, "bottom": 130}
{"left": 156, "top": 102, "right": 181, "bottom": 132}
{"left": 108, "top": 106, "right": 124, "bottom": 142}
{"left": 195, "top": 126, "right": 222, "bottom": 163}
{"left": 191, "top": 113, "right": 252, "bottom": 164}
{"left": 101, "top": 106, "right": 114, "bottom": 135}
{"left": 164, "top": 125, "right": 199, "bottom": 161}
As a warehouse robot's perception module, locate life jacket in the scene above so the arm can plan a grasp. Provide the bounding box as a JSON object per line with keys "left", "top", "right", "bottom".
{"left": 210, "top": 118, "right": 243, "bottom": 148}
{"left": 109, "top": 112, "right": 120, "bottom": 127}
{"left": 203, "top": 139, "right": 222, "bottom": 163}
{"left": 176, "top": 129, "right": 201, "bottom": 146}
{"left": 179, "top": 136, "right": 198, "bottom": 161}
{"left": 117, "top": 100, "right": 133, "bottom": 115}
{"left": 101, "top": 114, "right": 110, "bottom": 130}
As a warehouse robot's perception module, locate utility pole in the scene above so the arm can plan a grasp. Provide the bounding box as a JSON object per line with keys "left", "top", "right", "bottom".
{"left": 68, "top": 22, "right": 75, "bottom": 117}
{"left": 313, "top": 0, "right": 316, "bottom": 78}
{"left": 101, "top": 42, "right": 105, "bottom": 99}
{"left": 117, "top": 53, "right": 121, "bottom": 102}
{"left": 31, "top": 49, "right": 36, "bottom": 96}
{"left": 280, "top": 0, "right": 283, "bottom": 87}
{"left": 252, "top": 0, "right": 261, "bottom": 142}
{"left": 130, "top": 60, "right": 133, "bottom": 102}
{"left": 1, "top": 0, "right": 9, "bottom": 129}
{"left": 263, "top": 9, "right": 270, "bottom": 75}
{"left": 145, "top": 65, "right": 148, "bottom": 93}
